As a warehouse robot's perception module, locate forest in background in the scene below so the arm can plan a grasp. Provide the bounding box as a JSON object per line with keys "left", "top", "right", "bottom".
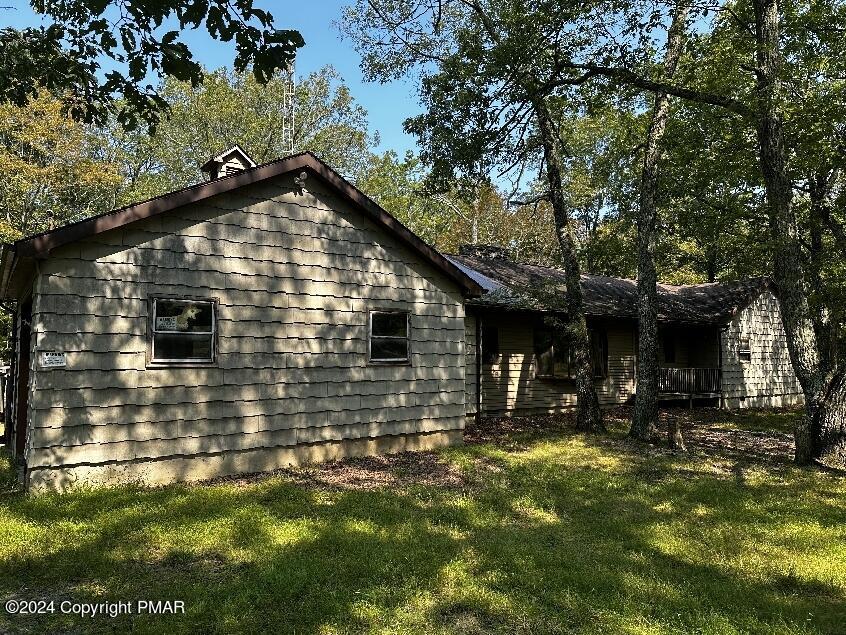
{"left": 3, "top": 63, "right": 819, "bottom": 285}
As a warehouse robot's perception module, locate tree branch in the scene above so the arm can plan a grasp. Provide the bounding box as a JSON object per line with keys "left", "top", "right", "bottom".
{"left": 548, "top": 62, "right": 755, "bottom": 118}
{"left": 508, "top": 192, "right": 549, "bottom": 206}
{"left": 820, "top": 205, "right": 846, "bottom": 257}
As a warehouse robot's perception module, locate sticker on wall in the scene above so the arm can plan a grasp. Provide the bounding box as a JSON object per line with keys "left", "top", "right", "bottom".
{"left": 156, "top": 316, "right": 178, "bottom": 330}
{"left": 40, "top": 351, "right": 66, "bottom": 368}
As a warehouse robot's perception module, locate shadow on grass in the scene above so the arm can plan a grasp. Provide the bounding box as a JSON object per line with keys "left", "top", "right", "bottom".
{"left": 0, "top": 415, "right": 844, "bottom": 634}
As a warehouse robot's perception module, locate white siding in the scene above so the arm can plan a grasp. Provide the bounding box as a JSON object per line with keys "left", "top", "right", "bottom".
{"left": 721, "top": 290, "right": 804, "bottom": 408}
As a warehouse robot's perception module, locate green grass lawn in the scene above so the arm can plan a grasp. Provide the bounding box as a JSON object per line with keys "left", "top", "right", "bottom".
{"left": 0, "top": 408, "right": 844, "bottom": 634}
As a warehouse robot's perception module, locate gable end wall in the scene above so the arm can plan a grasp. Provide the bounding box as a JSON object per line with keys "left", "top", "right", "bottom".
{"left": 720, "top": 290, "right": 804, "bottom": 408}
{"left": 25, "top": 174, "right": 466, "bottom": 489}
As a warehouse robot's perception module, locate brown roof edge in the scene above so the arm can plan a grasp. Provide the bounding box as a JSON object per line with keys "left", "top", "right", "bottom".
{"left": 13, "top": 152, "right": 482, "bottom": 297}
{"left": 0, "top": 244, "right": 15, "bottom": 301}
{"left": 723, "top": 275, "right": 774, "bottom": 319}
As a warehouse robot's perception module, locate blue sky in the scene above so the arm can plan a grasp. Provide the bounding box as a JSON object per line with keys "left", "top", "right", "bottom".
{"left": 1, "top": 1, "right": 421, "bottom": 155}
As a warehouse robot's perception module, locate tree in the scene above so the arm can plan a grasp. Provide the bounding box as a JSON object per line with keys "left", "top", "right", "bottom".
{"left": 659, "top": 101, "right": 769, "bottom": 283}
{"left": 0, "top": 91, "right": 123, "bottom": 360}
{"left": 343, "top": 0, "right": 607, "bottom": 432}
{"left": 545, "top": 0, "right": 846, "bottom": 463}
{"left": 358, "top": 151, "right": 458, "bottom": 246}
{"left": 106, "top": 65, "right": 378, "bottom": 204}
{"left": 553, "top": 103, "right": 643, "bottom": 274}
{"left": 0, "top": 90, "right": 121, "bottom": 243}
{"left": 359, "top": 150, "right": 560, "bottom": 262}
{"left": 631, "top": 4, "right": 690, "bottom": 444}
{"left": 0, "top": 1, "right": 303, "bottom": 129}
{"left": 389, "top": 0, "right": 846, "bottom": 464}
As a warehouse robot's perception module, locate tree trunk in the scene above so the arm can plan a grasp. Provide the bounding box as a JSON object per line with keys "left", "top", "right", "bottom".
{"left": 533, "top": 96, "right": 604, "bottom": 433}
{"left": 631, "top": 5, "right": 689, "bottom": 442}
{"left": 751, "top": 0, "right": 846, "bottom": 465}
{"left": 808, "top": 172, "right": 835, "bottom": 372}
{"left": 814, "top": 370, "right": 846, "bottom": 465}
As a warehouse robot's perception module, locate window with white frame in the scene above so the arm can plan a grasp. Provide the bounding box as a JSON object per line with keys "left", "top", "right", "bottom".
{"left": 151, "top": 298, "right": 216, "bottom": 363}
{"left": 369, "top": 311, "right": 409, "bottom": 363}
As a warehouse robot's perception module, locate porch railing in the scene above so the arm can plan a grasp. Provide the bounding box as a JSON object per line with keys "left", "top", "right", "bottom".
{"left": 658, "top": 367, "right": 721, "bottom": 394}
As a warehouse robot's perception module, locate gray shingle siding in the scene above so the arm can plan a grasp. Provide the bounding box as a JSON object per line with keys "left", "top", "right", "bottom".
{"left": 721, "top": 290, "right": 804, "bottom": 408}
{"left": 26, "top": 174, "right": 467, "bottom": 488}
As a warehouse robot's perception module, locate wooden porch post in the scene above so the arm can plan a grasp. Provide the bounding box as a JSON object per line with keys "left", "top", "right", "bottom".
{"left": 475, "top": 313, "right": 482, "bottom": 424}
{"left": 718, "top": 326, "right": 726, "bottom": 409}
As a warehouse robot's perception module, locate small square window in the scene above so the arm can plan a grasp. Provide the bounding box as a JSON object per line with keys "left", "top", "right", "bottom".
{"left": 151, "top": 298, "right": 216, "bottom": 364}
{"left": 738, "top": 336, "right": 751, "bottom": 362}
{"left": 369, "top": 311, "right": 409, "bottom": 363}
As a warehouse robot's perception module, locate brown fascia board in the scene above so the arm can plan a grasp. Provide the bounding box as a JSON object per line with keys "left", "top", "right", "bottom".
{"left": 13, "top": 152, "right": 483, "bottom": 297}
{"left": 721, "top": 276, "right": 773, "bottom": 322}
{"left": 0, "top": 244, "right": 16, "bottom": 301}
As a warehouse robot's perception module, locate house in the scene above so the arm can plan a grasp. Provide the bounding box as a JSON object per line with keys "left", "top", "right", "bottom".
{"left": 450, "top": 246, "right": 804, "bottom": 418}
{"left": 0, "top": 149, "right": 803, "bottom": 490}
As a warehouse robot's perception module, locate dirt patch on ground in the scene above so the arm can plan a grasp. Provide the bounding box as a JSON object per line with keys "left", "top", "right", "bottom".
{"left": 280, "top": 452, "right": 467, "bottom": 490}
{"left": 682, "top": 422, "right": 795, "bottom": 464}
{"left": 464, "top": 412, "right": 576, "bottom": 446}
{"left": 467, "top": 406, "right": 799, "bottom": 466}
{"left": 212, "top": 407, "right": 803, "bottom": 490}
{"left": 212, "top": 451, "right": 467, "bottom": 491}
{"left": 651, "top": 407, "right": 795, "bottom": 464}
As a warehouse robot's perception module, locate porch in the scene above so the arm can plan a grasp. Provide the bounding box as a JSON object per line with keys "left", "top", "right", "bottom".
{"left": 656, "top": 325, "right": 722, "bottom": 405}
{"left": 659, "top": 367, "right": 721, "bottom": 397}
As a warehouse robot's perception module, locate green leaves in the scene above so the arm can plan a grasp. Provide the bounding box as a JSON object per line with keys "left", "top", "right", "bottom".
{"left": 180, "top": 0, "right": 210, "bottom": 28}
{"left": 106, "top": 65, "right": 375, "bottom": 203}
{"left": 1, "top": 0, "right": 304, "bottom": 131}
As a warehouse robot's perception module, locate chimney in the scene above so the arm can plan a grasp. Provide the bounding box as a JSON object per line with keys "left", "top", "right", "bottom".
{"left": 200, "top": 145, "right": 257, "bottom": 180}
{"left": 459, "top": 243, "right": 512, "bottom": 261}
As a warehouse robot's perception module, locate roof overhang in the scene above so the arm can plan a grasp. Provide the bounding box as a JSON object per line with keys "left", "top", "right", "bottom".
{"left": 450, "top": 253, "right": 772, "bottom": 325}
{"left": 4, "top": 152, "right": 483, "bottom": 300}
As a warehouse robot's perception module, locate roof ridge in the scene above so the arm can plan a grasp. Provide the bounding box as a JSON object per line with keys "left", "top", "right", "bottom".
{"left": 14, "top": 151, "right": 314, "bottom": 246}
{"left": 448, "top": 253, "right": 767, "bottom": 290}
{"left": 2, "top": 152, "right": 484, "bottom": 300}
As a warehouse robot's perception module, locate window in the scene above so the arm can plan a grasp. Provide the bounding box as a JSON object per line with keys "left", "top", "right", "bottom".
{"left": 151, "top": 298, "right": 216, "bottom": 364}
{"left": 590, "top": 329, "right": 608, "bottom": 379}
{"left": 535, "top": 326, "right": 607, "bottom": 380}
{"left": 481, "top": 324, "right": 500, "bottom": 364}
{"left": 662, "top": 331, "right": 676, "bottom": 364}
{"left": 369, "top": 311, "right": 409, "bottom": 363}
{"left": 738, "top": 336, "right": 751, "bottom": 362}
{"left": 534, "top": 328, "right": 572, "bottom": 379}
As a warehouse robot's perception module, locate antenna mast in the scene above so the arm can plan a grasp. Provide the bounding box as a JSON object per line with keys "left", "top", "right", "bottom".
{"left": 281, "top": 61, "right": 295, "bottom": 155}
